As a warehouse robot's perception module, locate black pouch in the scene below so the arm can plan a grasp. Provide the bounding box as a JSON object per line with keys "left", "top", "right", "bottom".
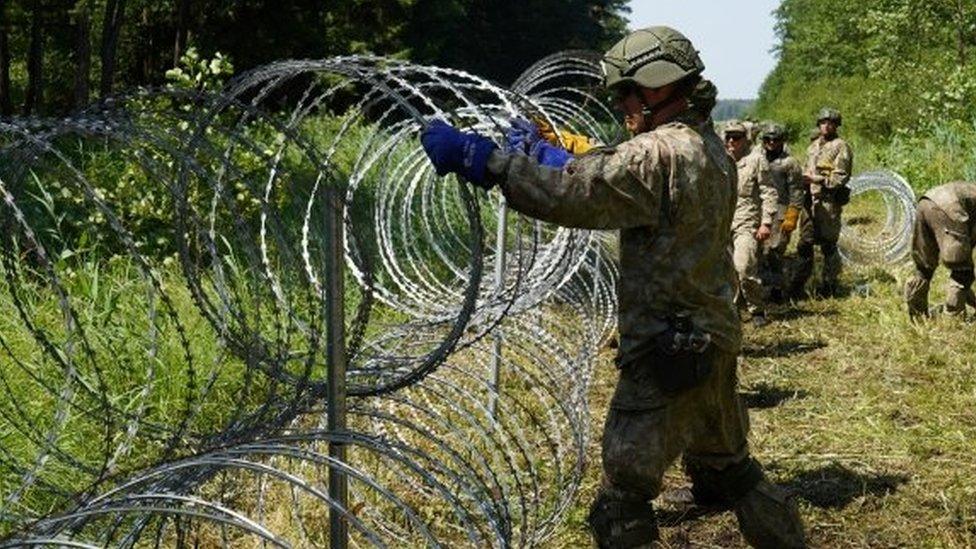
{"left": 618, "top": 318, "right": 714, "bottom": 395}
{"left": 829, "top": 185, "right": 851, "bottom": 206}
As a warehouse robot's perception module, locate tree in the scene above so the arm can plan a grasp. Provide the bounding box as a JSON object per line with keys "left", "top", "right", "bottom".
{"left": 73, "top": 0, "right": 91, "bottom": 109}
{"left": 99, "top": 0, "right": 126, "bottom": 97}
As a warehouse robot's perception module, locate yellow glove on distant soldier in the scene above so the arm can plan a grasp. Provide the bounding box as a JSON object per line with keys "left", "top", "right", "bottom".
{"left": 780, "top": 205, "right": 801, "bottom": 233}
{"left": 534, "top": 118, "right": 596, "bottom": 155}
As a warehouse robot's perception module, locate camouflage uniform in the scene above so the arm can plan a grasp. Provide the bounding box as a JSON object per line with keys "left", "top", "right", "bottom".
{"left": 731, "top": 147, "right": 776, "bottom": 315}
{"left": 762, "top": 147, "right": 804, "bottom": 293}
{"left": 905, "top": 182, "right": 976, "bottom": 317}
{"left": 792, "top": 133, "right": 853, "bottom": 295}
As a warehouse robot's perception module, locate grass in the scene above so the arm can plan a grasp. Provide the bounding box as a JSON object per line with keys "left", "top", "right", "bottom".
{"left": 550, "top": 261, "right": 976, "bottom": 547}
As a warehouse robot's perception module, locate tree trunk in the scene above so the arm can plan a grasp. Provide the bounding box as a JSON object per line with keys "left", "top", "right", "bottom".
{"left": 99, "top": 0, "right": 126, "bottom": 97}
{"left": 173, "top": 0, "right": 190, "bottom": 65}
{"left": 0, "top": 3, "right": 12, "bottom": 116}
{"left": 73, "top": 0, "right": 91, "bottom": 109}
{"left": 954, "top": 0, "right": 968, "bottom": 67}
{"left": 24, "top": 0, "right": 43, "bottom": 115}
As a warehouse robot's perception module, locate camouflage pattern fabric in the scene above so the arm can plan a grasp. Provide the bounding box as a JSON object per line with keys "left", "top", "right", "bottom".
{"left": 793, "top": 135, "right": 853, "bottom": 292}
{"left": 907, "top": 183, "right": 976, "bottom": 316}
{"left": 731, "top": 149, "right": 773, "bottom": 313}
{"left": 487, "top": 110, "right": 741, "bottom": 355}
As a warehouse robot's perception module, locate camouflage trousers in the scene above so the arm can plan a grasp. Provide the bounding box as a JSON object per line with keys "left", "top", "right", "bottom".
{"left": 599, "top": 349, "right": 750, "bottom": 503}
{"left": 793, "top": 197, "right": 843, "bottom": 292}
{"left": 732, "top": 228, "right": 764, "bottom": 314}
{"left": 905, "top": 198, "right": 976, "bottom": 316}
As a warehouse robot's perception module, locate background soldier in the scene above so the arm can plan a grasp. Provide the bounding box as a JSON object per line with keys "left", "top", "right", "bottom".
{"left": 419, "top": 26, "right": 804, "bottom": 549}
{"left": 904, "top": 181, "right": 976, "bottom": 319}
{"left": 790, "top": 107, "right": 853, "bottom": 298}
{"left": 726, "top": 120, "right": 776, "bottom": 326}
{"left": 760, "top": 122, "right": 804, "bottom": 302}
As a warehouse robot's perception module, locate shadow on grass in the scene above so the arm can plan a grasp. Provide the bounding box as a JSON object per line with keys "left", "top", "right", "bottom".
{"left": 739, "top": 382, "right": 809, "bottom": 409}
{"left": 741, "top": 338, "right": 827, "bottom": 359}
{"left": 771, "top": 307, "right": 838, "bottom": 321}
{"left": 845, "top": 215, "right": 875, "bottom": 226}
{"left": 785, "top": 462, "right": 908, "bottom": 509}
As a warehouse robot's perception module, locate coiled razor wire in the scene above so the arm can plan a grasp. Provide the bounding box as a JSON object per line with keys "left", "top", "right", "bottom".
{"left": 839, "top": 170, "right": 916, "bottom": 265}
{"left": 0, "top": 51, "right": 620, "bottom": 547}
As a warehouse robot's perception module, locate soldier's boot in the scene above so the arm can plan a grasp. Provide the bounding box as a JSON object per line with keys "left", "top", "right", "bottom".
{"left": 788, "top": 243, "right": 814, "bottom": 300}
{"left": 687, "top": 458, "right": 805, "bottom": 549}
{"left": 734, "top": 480, "right": 807, "bottom": 549}
{"left": 904, "top": 268, "right": 933, "bottom": 321}
{"left": 945, "top": 269, "right": 976, "bottom": 317}
{"left": 817, "top": 242, "right": 842, "bottom": 297}
{"left": 588, "top": 490, "right": 659, "bottom": 548}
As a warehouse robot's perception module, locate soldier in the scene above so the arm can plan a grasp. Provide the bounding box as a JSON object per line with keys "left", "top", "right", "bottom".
{"left": 760, "top": 122, "right": 804, "bottom": 302}
{"left": 789, "top": 107, "right": 853, "bottom": 298}
{"left": 904, "top": 182, "right": 976, "bottom": 319}
{"left": 419, "top": 26, "right": 804, "bottom": 548}
{"left": 725, "top": 120, "right": 777, "bottom": 326}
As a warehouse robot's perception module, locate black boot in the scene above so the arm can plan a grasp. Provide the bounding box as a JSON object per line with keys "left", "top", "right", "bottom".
{"left": 588, "top": 490, "right": 659, "bottom": 548}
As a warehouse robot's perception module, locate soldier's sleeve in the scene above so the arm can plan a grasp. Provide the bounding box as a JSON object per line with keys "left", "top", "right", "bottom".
{"left": 485, "top": 137, "right": 665, "bottom": 230}
{"left": 825, "top": 141, "right": 853, "bottom": 189}
{"left": 757, "top": 157, "right": 778, "bottom": 225}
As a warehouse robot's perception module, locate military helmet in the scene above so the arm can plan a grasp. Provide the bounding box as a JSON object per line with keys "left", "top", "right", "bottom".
{"left": 761, "top": 122, "right": 786, "bottom": 141}
{"left": 602, "top": 26, "right": 705, "bottom": 90}
{"left": 816, "top": 107, "right": 842, "bottom": 126}
{"left": 723, "top": 120, "right": 747, "bottom": 137}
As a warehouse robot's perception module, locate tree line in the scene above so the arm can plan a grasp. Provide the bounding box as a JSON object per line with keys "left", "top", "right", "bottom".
{"left": 0, "top": 0, "right": 630, "bottom": 117}
{"left": 756, "top": 0, "right": 976, "bottom": 139}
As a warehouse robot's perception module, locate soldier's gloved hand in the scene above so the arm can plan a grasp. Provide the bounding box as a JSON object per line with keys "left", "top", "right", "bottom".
{"left": 421, "top": 119, "right": 497, "bottom": 189}
{"left": 505, "top": 118, "right": 542, "bottom": 153}
{"left": 504, "top": 118, "right": 573, "bottom": 169}
{"left": 533, "top": 116, "right": 596, "bottom": 155}
{"left": 780, "top": 205, "right": 800, "bottom": 233}
{"left": 528, "top": 138, "right": 573, "bottom": 169}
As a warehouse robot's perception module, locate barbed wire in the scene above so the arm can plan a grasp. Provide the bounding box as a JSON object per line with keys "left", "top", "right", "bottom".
{"left": 839, "top": 170, "right": 916, "bottom": 265}
{"left": 0, "top": 51, "right": 618, "bottom": 547}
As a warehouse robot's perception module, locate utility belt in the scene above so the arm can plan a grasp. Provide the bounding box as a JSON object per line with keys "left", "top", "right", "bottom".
{"left": 615, "top": 315, "right": 714, "bottom": 395}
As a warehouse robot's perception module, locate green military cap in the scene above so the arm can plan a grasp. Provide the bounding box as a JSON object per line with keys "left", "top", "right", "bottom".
{"left": 602, "top": 26, "right": 705, "bottom": 90}
{"left": 816, "top": 107, "right": 842, "bottom": 126}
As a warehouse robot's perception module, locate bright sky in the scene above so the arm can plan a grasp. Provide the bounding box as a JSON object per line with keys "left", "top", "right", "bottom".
{"left": 626, "top": 0, "right": 780, "bottom": 99}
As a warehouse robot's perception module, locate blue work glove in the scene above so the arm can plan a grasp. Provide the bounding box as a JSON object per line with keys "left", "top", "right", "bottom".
{"left": 505, "top": 117, "right": 542, "bottom": 153}
{"left": 504, "top": 118, "right": 572, "bottom": 169}
{"left": 420, "top": 119, "right": 497, "bottom": 189}
{"left": 528, "top": 139, "right": 573, "bottom": 169}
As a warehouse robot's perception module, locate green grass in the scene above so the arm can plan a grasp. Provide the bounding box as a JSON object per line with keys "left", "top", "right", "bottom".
{"left": 550, "top": 261, "right": 976, "bottom": 547}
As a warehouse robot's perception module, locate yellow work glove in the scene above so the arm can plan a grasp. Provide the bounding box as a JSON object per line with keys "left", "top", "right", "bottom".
{"left": 780, "top": 205, "right": 801, "bottom": 233}
{"left": 535, "top": 118, "right": 595, "bottom": 155}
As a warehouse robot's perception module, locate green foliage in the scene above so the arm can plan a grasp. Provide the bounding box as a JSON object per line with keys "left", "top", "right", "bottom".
{"left": 757, "top": 0, "right": 976, "bottom": 190}
{"left": 164, "top": 47, "right": 234, "bottom": 91}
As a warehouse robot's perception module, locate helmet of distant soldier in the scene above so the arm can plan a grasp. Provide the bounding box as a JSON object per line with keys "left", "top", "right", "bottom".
{"left": 816, "top": 107, "right": 842, "bottom": 126}
{"left": 723, "top": 120, "right": 748, "bottom": 138}
{"left": 602, "top": 26, "right": 705, "bottom": 91}
{"left": 761, "top": 121, "right": 787, "bottom": 141}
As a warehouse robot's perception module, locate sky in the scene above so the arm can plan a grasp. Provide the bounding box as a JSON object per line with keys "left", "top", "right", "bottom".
{"left": 626, "top": 0, "right": 780, "bottom": 99}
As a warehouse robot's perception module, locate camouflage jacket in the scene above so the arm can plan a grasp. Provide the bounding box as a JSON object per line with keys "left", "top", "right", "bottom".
{"left": 805, "top": 136, "right": 853, "bottom": 195}
{"left": 485, "top": 111, "right": 742, "bottom": 354}
{"left": 922, "top": 181, "right": 976, "bottom": 240}
{"left": 767, "top": 148, "right": 805, "bottom": 208}
{"left": 732, "top": 148, "right": 776, "bottom": 233}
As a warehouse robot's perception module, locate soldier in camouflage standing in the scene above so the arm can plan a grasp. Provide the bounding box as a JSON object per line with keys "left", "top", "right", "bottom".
{"left": 725, "top": 121, "right": 777, "bottom": 326}
{"left": 419, "top": 26, "right": 805, "bottom": 548}
{"left": 904, "top": 181, "right": 976, "bottom": 319}
{"left": 789, "top": 107, "right": 853, "bottom": 298}
{"left": 759, "top": 122, "right": 804, "bottom": 302}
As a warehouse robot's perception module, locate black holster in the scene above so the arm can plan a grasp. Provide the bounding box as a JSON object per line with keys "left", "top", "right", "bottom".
{"left": 618, "top": 316, "right": 714, "bottom": 395}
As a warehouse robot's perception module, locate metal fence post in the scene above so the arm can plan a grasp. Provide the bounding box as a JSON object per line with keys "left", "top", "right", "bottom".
{"left": 489, "top": 195, "right": 508, "bottom": 418}
{"left": 324, "top": 186, "right": 348, "bottom": 549}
